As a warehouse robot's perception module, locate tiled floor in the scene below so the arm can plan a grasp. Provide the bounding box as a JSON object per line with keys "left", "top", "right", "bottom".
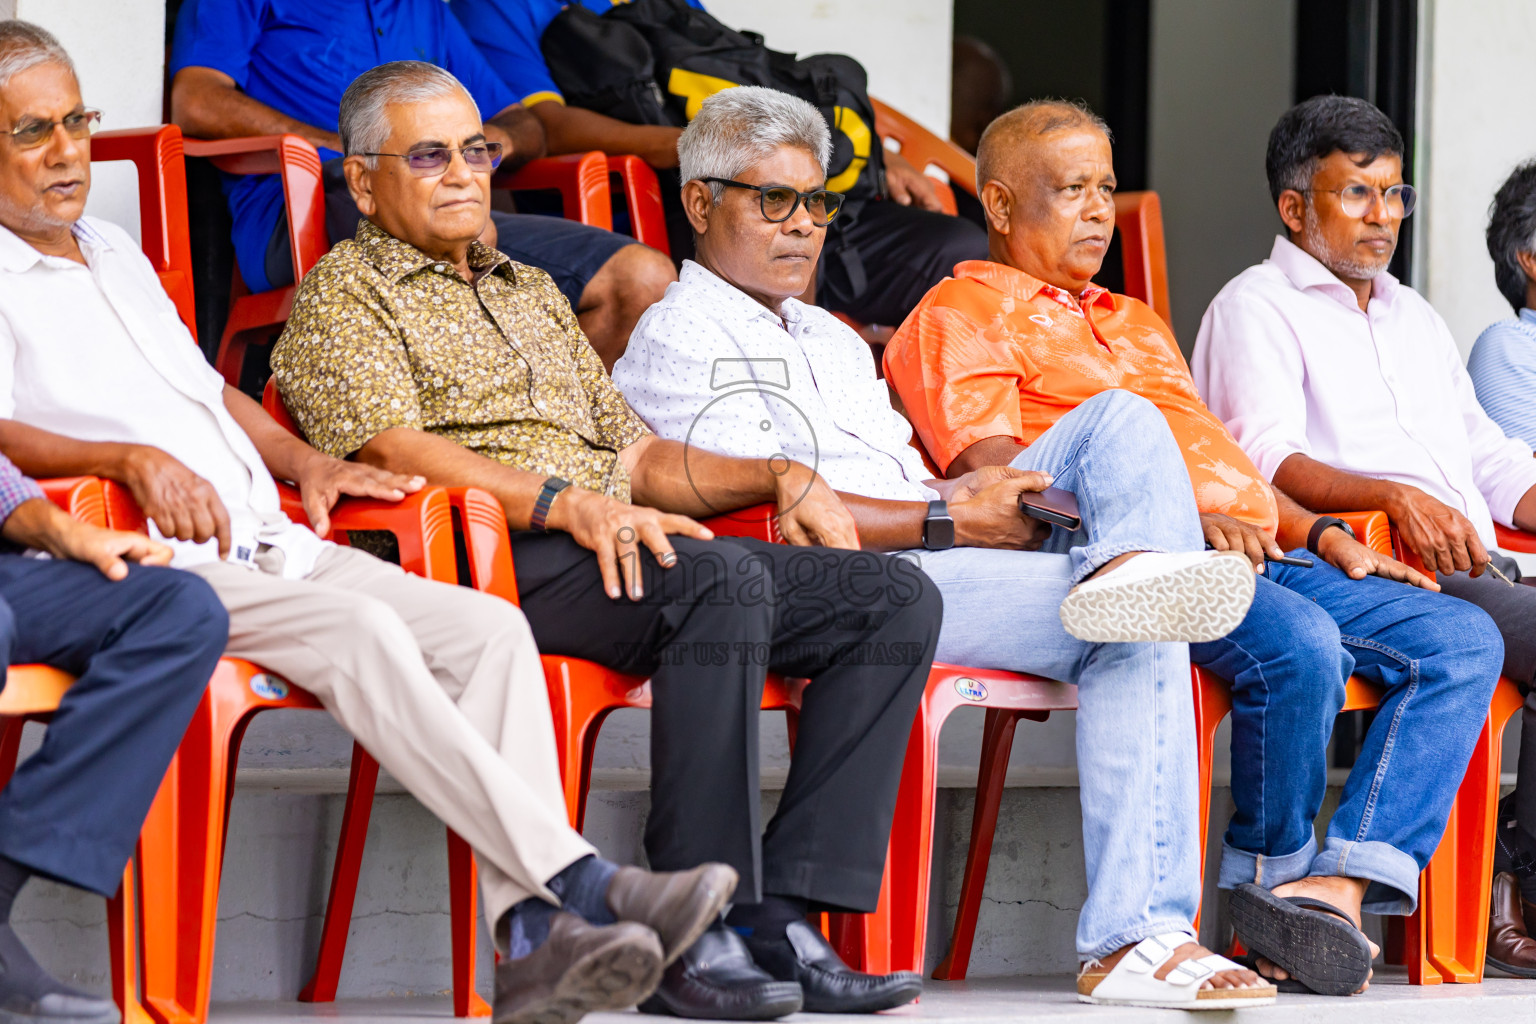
{"left": 209, "top": 970, "right": 1536, "bottom": 1023}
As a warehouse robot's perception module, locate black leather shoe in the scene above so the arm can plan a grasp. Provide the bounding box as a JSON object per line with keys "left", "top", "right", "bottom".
{"left": 638, "top": 921, "right": 803, "bottom": 1020}
{"left": 743, "top": 919, "right": 923, "bottom": 1013}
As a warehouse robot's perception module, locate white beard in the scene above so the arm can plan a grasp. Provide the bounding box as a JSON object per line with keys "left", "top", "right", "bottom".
{"left": 1300, "top": 206, "right": 1392, "bottom": 281}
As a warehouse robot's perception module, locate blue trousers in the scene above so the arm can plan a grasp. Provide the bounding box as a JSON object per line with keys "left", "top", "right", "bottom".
{"left": 0, "top": 557, "right": 227, "bottom": 896}
{"left": 1192, "top": 556, "right": 1503, "bottom": 915}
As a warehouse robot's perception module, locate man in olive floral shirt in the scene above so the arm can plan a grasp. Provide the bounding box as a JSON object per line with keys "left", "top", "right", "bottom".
{"left": 274, "top": 61, "right": 941, "bottom": 1020}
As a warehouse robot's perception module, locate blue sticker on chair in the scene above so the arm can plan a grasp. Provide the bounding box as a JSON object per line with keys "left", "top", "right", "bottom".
{"left": 954, "top": 677, "right": 988, "bottom": 702}
{"left": 249, "top": 673, "right": 290, "bottom": 701}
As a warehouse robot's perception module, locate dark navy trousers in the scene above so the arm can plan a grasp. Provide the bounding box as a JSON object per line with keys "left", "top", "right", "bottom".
{"left": 0, "top": 557, "right": 227, "bottom": 897}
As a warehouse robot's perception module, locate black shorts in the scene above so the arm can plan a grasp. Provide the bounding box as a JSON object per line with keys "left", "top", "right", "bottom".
{"left": 265, "top": 158, "right": 632, "bottom": 310}
{"left": 817, "top": 199, "right": 989, "bottom": 328}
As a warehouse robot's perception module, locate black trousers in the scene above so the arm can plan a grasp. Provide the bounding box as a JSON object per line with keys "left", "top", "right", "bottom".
{"left": 509, "top": 532, "right": 941, "bottom": 912}
{"left": 1438, "top": 553, "right": 1536, "bottom": 878}
{"left": 0, "top": 559, "right": 227, "bottom": 896}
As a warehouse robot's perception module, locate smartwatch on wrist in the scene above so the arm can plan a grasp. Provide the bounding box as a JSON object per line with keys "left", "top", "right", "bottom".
{"left": 530, "top": 477, "right": 571, "bottom": 532}
{"left": 1306, "top": 515, "right": 1356, "bottom": 555}
{"left": 922, "top": 499, "right": 955, "bottom": 550}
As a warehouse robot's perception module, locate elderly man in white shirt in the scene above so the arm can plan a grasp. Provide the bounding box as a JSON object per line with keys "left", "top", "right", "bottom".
{"left": 0, "top": 21, "right": 738, "bottom": 1024}
{"left": 1192, "top": 94, "right": 1536, "bottom": 977}
{"left": 614, "top": 86, "right": 1279, "bottom": 1011}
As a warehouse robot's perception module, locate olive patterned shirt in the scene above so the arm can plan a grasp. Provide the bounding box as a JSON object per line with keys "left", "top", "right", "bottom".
{"left": 271, "top": 219, "right": 649, "bottom": 500}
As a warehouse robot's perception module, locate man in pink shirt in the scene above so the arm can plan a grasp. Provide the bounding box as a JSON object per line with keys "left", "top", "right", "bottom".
{"left": 1193, "top": 94, "right": 1536, "bottom": 978}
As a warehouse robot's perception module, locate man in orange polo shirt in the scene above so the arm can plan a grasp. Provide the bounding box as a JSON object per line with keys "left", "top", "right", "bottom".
{"left": 885, "top": 100, "right": 1503, "bottom": 997}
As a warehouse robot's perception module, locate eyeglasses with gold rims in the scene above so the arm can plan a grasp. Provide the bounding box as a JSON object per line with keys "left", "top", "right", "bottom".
{"left": 6, "top": 108, "right": 101, "bottom": 150}
{"left": 1302, "top": 182, "right": 1418, "bottom": 219}
{"left": 361, "top": 142, "right": 504, "bottom": 177}
{"left": 700, "top": 177, "right": 845, "bottom": 227}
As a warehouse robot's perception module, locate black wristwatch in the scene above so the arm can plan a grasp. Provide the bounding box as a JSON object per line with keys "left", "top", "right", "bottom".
{"left": 530, "top": 476, "right": 571, "bottom": 532}
{"left": 1306, "top": 515, "right": 1356, "bottom": 555}
{"left": 922, "top": 499, "right": 955, "bottom": 550}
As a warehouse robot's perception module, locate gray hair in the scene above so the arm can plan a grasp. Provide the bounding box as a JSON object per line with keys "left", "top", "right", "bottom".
{"left": 678, "top": 86, "right": 831, "bottom": 204}
{"left": 0, "top": 20, "right": 75, "bottom": 92}
{"left": 339, "top": 61, "right": 473, "bottom": 168}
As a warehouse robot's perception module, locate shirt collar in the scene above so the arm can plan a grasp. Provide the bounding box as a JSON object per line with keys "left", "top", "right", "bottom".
{"left": 952, "top": 259, "right": 1113, "bottom": 311}
{"left": 353, "top": 218, "right": 511, "bottom": 284}
{"left": 1519, "top": 307, "right": 1536, "bottom": 328}
{"left": 1267, "top": 233, "right": 1400, "bottom": 310}
{"left": 677, "top": 259, "right": 806, "bottom": 325}
{"left": 0, "top": 217, "right": 111, "bottom": 274}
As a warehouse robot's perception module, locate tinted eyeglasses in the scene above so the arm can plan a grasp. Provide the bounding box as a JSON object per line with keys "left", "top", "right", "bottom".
{"left": 701, "top": 178, "right": 844, "bottom": 226}
{"left": 363, "top": 142, "right": 504, "bottom": 177}
{"left": 7, "top": 108, "right": 100, "bottom": 150}
{"left": 1303, "top": 183, "right": 1417, "bottom": 219}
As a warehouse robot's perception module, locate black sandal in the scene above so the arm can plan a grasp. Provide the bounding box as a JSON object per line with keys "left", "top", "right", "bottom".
{"left": 1228, "top": 883, "right": 1373, "bottom": 996}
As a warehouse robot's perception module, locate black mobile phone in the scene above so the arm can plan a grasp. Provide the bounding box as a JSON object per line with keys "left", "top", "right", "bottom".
{"left": 1019, "top": 486, "right": 1082, "bottom": 531}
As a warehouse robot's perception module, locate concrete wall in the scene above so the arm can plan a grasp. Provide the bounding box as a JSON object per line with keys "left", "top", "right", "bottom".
{"left": 1417, "top": 0, "right": 1536, "bottom": 357}
{"left": 706, "top": 0, "right": 953, "bottom": 136}
{"left": 1, "top": 0, "right": 168, "bottom": 240}
{"left": 1147, "top": 0, "right": 1298, "bottom": 348}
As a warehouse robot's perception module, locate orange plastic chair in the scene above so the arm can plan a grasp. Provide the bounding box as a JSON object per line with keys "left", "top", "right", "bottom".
{"left": 185, "top": 133, "right": 625, "bottom": 386}
{"left": 91, "top": 127, "right": 199, "bottom": 335}
{"left": 0, "top": 478, "right": 153, "bottom": 1023}
{"left": 606, "top": 155, "right": 672, "bottom": 256}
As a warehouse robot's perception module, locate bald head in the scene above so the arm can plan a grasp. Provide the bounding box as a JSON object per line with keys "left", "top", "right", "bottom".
{"left": 973, "top": 100, "right": 1115, "bottom": 294}
{"left": 975, "top": 100, "right": 1109, "bottom": 193}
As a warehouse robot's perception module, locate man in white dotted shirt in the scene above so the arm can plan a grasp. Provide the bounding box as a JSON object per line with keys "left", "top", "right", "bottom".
{"left": 615, "top": 87, "right": 1275, "bottom": 1009}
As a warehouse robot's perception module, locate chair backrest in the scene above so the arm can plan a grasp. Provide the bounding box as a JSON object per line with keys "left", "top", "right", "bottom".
{"left": 868, "top": 98, "right": 1173, "bottom": 326}
{"left": 183, "top": 134, "right": 330, "bottom": 286}
{"left": 92, "top": 126, "right": 198, "bottom": 337}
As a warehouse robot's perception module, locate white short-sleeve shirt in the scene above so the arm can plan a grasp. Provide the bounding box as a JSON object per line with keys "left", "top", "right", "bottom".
{"left": 614, "top": 261, "right": 938, "bottom": 503}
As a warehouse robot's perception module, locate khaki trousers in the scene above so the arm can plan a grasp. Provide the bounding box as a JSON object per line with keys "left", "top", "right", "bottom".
{"left": 192, "top": 543, "right": 592, "bottom": 942}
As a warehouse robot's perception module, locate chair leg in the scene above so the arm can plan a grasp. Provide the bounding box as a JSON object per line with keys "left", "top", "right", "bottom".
{"left": 0, "top": 719, "right": 23, "bottom": 788}
{"left": 108, "top": 860, "right": 154, "bottom": 1024}
{"left": 1191, "top": 669, "right": 1231, "bottom": 933}
{"left": 884, "top": 703, "right": 943, "bottom": 974}
{"left": 299, "top": 742, "right": 381, "bottom": 1003}
{"left": 932, "top": 709, "right": 1023, "bottom": 980}
{"left": 446, "top": 829, "right": 492, "bottom": 1017}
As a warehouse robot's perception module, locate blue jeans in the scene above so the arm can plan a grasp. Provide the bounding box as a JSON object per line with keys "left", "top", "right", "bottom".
{"left": 1192, "top": 558, "right": 1503, "bottom": 915}
{"left": 902, "top": 389, "right": 1207, "bottom": 958}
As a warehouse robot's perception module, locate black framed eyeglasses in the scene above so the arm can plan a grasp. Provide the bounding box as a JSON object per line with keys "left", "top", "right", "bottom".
{"left": 7, "top": 108, "right": 100, "bottom": 149}
{"left": 1302, "top": 183, "right": 1417, "bottom": 219}
{"left": 701, "top": 177, "right": 845, "bottom": 226}
{"left": 362, "top": 142, "right": 504, "bottom": 177}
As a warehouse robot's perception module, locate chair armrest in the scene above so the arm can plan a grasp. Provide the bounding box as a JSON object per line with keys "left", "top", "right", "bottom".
{"left": 446, "top": 488, "right": 522, "bottom": 606}
{"left": 1336, "top": 511, "right": 1392, "bottom": 558}
{"left": 184, "top": 134, "right": 329, "bottom": 281}
{"left": 496, "top": 152, "right": 613, "bottom": 231}
{"left": 261, "top": 379, "right": 302, "bottom": 436}
{"left": 274, "top": 482, "right": 457, "bottom": 583}
{"left": 1496, "top": 523, "right": 1536, "bottom": 555}
{"left": 606, "top": 155, "right": 670, "bottom": 255}
{"left": 701, "top": 503, "right": 783, "bottom": 543}
{"left": 39, "top": 477, "right": 106, "bottom": 526}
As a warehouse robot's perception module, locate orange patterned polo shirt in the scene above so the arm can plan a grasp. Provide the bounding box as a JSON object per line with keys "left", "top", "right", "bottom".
{"left": 884, "top": 260, "right": 1279, "bottom": 533}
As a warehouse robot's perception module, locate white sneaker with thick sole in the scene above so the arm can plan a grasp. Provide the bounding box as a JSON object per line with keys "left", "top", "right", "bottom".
{"left": 1058, "top": 550, "right": 1255, "bottom": 644}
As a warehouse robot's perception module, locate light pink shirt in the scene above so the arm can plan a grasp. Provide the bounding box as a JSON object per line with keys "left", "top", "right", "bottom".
{"left": 1192, "top": 235, "right": 1536, "bottom": 547}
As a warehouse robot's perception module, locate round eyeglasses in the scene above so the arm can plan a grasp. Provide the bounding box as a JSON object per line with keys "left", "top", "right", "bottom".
{"left": 6, "top": 108, "right": 100, "bottom": 150}
{"left": 701, "top": 178, "right": 845, "bottom": 227}
{"left": 362, "top": 142, "right": 504, "bottom": 177}
{"left": 1303, "top": 182, "right": 1417, "bottom": 219}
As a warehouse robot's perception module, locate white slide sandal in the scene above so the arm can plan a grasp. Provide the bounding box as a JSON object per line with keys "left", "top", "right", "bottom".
{"left": 1077, "top": 932, "right": 1277, "bottom": 1010}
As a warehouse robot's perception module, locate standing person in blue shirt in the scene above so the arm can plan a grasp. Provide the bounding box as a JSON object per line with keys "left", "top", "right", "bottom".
{"left": 1471, "top": 160, "right": 1536, "bottom": 449}
{"left": 169, "top": 0, "right": 677, "bottom": 370}
{"left": 447, "top": 0, "right": 989, "bottom": 337}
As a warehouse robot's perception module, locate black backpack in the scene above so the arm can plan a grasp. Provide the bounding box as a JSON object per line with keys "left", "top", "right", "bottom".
{"left": 540, "top": 0, "right": 886, "bottom": 205}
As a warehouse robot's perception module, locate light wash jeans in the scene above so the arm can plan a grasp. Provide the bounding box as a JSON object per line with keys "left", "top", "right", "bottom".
{"left": 900, "top": 389, "right": 1207, "bottom": 959}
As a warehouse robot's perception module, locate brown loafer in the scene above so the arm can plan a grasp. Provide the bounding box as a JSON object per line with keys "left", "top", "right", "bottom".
{"left": 607, "top": 863, "right": 739, "bottom": 965}
{"left": 493, "top": 912, "right": 664, "bottom": 1024}
{"left": 1488, "top": 872, "right": 1536, "bottom": 978}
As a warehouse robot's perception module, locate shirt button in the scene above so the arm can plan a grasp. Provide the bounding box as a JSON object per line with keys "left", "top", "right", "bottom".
{"left": 376, "top": 27, "right": 384, "bottom": 36}
{"left": 434, "top": 263, "right": 447, "bottom": 272}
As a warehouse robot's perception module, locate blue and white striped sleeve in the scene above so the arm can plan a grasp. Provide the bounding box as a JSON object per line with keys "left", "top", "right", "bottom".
{"left": 1469, "top": 318, "right": 1536, "bottom": 450}
{"left": 0, "top": 451, "right": 44, "bottom": 530}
